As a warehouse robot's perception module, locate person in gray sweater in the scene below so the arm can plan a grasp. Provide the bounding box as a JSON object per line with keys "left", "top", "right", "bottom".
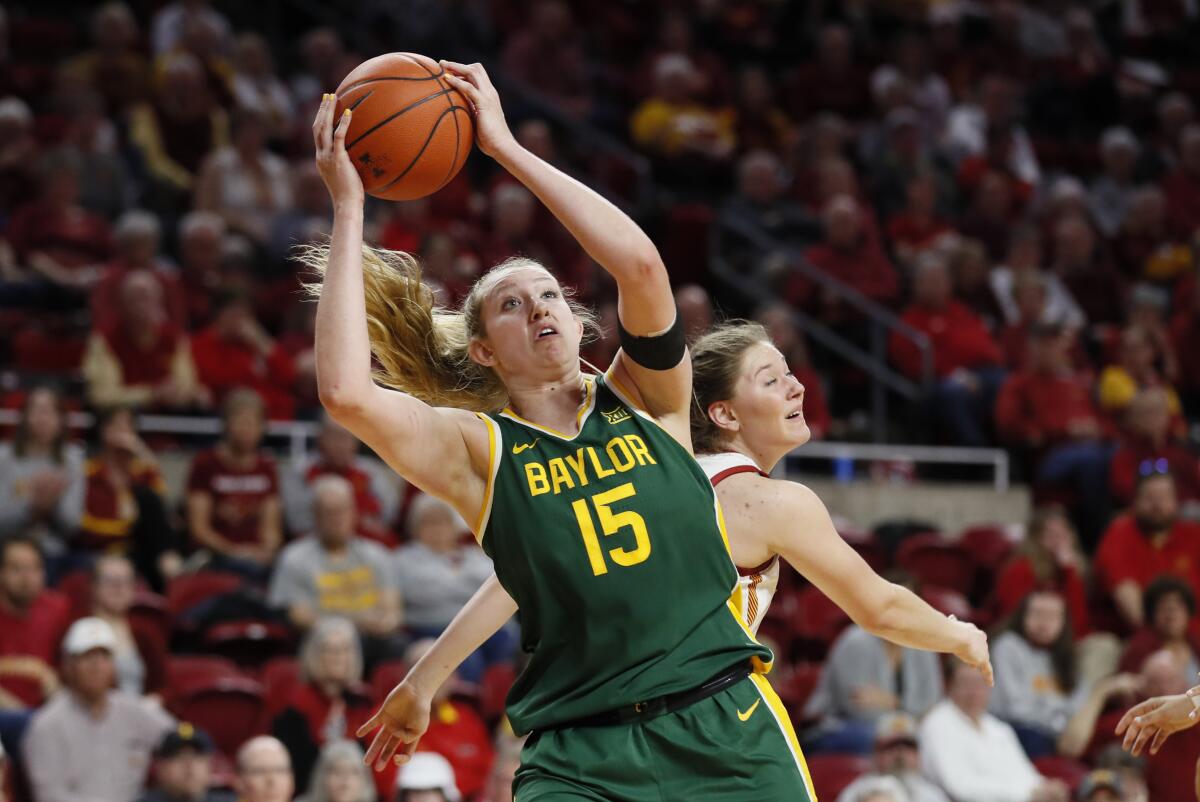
{"left": 0, "top": 386, "right": 84, "bottom": 558}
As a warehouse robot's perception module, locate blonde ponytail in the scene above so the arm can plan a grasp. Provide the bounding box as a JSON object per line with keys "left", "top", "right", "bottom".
{"left": 297, "top": 243, "right": 508, "bottom": 412}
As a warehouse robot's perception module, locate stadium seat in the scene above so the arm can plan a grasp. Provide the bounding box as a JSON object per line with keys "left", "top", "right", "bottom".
{"left": 129, "top": 590, "right": 173, "bottom": 645}
{"left": 480, "top": 662, "right": 517, "bottom": 723}
{"left": 959, "top": 524, "right": 1017, "bottom": 568}
{"left": 167, "top": 655, "right": 245, "bottom": 698}
{"left": 369, "top": 658, "right": 411, "bottom": 704}
{"left": 774, "top": 662, "right": 823, "bottom": 723}
{"left": 166, "top": 571, "right": 246, "bottom": 620}
{"left": 54, "top": 569, "right": 93, "bottom": 619}
{"left": 848, "top": 539, "right": 890, "bottom": 574}
{"left": 169, "top": 677, "right": 267, "bottom": 757}
{"left": 1033, "top": 756, "right": 1090, "bottom": 793}
{"left": 896, "top": 534, "right": 975, "bottom": 596}
{"left": 792, "top": 586, "right": 851, "bottom": 660}
{"left": 202, "top": 620, "right": 295, "bottom": 668}
{"left": 805, "top": 754, "right": 871, "bottom": 799}
{"left": 259, "top": 656, "right": 302, "bottom": 716}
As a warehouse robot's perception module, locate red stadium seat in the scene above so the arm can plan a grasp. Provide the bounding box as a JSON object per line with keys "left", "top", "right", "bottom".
{"left": 259, "top": 656, "right": 302, "bottom": 716}
{"left": 203, "top": 620, "right": 295, "bottom": 668}
{"left": 792, "top": 586, "right": 851, "bottom": 660}
{"left": 370, "top": 658, "right": 411, "bottom": 704}
{"left": 166, "top": 571, "right": 245, "bottom": 620}
{"left": 129, "top": 590, "right": 173, "bottom": 645}
{"left": 920, "top": 586, "right": 975, "bottom": 622}
{"left": 167, "top": 655, "right": 245, "bottom": 698}
{"left": 774, "top": 662, "right": 823, "bottom": 723}
{"left": 897, "top": 535, "right": 975, "bottom": 596}
{"left": 959, "top": 525, "right": 1017, "bottom": 568}
{"left": 848, "top": 539, "right": 890, "bottom": 574}
{"left": 54, "top": 569, "right": 93, "bottom": 619}
{"left": 1033, "top": 756, "right": 1090, "bottom": 793}
{"left": 169, "top": 677, "right": 267, "bottom": 757}
{"left": 480, "top": 662, "right": 517, "bottom": 723}
{"left": 805, "top": 754, "right": 871, "bottom": 799}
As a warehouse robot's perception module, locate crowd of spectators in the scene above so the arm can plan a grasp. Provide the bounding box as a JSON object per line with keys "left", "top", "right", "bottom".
{"left": 0, "top": 1, "right": 1200, "bottom": 802}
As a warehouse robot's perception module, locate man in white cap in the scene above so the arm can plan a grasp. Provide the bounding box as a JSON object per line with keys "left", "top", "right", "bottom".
{"left": 23, "top": 616, "right": 174, "bottom": 802}
{"left": 395, "top": 752, "right": 460, "bottom": 802}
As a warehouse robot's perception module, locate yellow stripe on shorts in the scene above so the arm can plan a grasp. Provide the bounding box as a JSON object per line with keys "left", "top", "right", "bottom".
{"left": 749, "top": 673, "right": 818, "bottom": 801}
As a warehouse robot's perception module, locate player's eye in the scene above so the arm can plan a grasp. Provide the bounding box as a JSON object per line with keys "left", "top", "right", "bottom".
{"left": 542, "top": 290, "right": 559, "bottom": 299}
{"left": 765, "top": 378, "right": 778, "bottom": 386}
{"left": 502, "top": 297, "right": 519, "bottom": 310}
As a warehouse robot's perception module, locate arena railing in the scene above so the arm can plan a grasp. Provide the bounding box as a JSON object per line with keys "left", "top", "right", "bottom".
{"left": 711, "top": 213, "right": 934, "bottom": 442}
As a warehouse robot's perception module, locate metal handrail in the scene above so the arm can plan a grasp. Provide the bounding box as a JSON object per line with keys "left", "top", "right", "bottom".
{"left": 784, "top": 441, "right": 1010, "bottom": 492}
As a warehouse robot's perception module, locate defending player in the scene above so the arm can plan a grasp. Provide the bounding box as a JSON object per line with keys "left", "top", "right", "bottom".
{"left": 314, "top": 61, "right": 818, "bottom": 800}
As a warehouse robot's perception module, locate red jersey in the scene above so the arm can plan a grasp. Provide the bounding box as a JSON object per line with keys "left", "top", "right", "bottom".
{"left": 993, "top": 556, "right": 1090, "bottom": 637}
{"left": 0, "top": 591, "right": 71, "bottom": 706}
{"left": 890, "top": 301, "right": 1003, "bottom": 379}
{"left": 78, "top": 457, "right": 166, "bottom": 553}
{"left": 190, "top": 326, "right": 297, "bottom": 420}
{"left": 187, "top": 448, "right": 279, "bottom": 546}
{"left": 994, "top": 370, "right": 1105, "bottom": 449}
{"left": 417, "top": 699, "right": 495, "bottom": 800}
{"left": 1094, "top": 514, "right": 1200, "bottom": 598}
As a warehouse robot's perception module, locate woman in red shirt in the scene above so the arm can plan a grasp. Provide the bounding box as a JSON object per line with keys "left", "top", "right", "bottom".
{"left": 993, "top": 505, "right": 1091, "bottom": 636}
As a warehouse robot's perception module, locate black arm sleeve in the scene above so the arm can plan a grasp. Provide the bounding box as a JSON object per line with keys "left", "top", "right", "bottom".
{"left": 617, "top": 310, "right": 687, "bottom": 371}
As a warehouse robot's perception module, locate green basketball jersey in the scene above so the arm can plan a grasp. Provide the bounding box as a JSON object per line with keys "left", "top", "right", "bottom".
{"left": 473, "top": 373, "right": 772, "bottom": 735}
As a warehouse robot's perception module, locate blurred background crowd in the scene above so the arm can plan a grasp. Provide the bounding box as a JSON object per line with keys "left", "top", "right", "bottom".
{"left": 0, "top": 0, "right": 1199, "bottom": 801}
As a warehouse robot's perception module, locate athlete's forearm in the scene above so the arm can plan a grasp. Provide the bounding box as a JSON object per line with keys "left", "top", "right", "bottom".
{"left": 491, "top": 140, "right": 663, "bottom": 289}
{"left": 406, "top": 574, "right": 517, "bottom": 697}
{"left": 314, "top": 205, "right": 374, "bottom": 410}
{"left": 870, "top": 583, "right": 972, "bottom": 654}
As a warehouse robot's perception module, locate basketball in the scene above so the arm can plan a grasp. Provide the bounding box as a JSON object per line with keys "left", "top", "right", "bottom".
{"left": 333, "top": 52, "right": 474, "bottom": 201}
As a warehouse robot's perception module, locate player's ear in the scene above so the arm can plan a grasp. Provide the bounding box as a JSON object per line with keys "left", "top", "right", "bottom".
{"left": 468, "top": 337, "right": 497, "bottom": 368}
{"left": 707, "top": 400, "right": 739, "bottom": 434}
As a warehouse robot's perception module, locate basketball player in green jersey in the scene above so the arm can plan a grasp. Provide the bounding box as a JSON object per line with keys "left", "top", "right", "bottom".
{"left": 312, "top": 60, "right": 810, "bottom": 800}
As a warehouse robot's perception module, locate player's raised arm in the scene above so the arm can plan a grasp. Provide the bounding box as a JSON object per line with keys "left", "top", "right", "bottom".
{"left": 308, "top": 94, "right": 486, "bottom": 520}
{"left": 440, "top": 62, "right": 690, "bottom": 427}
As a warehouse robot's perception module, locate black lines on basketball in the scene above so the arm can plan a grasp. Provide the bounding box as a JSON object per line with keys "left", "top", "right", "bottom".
{"left": 347, "top": 92, "right": 372, "bottom": 112}
{"left": 373, "top": 105, "right": 464, "bottom": 195}
{"left": 345, "top": 87, "right": 455, "bottom": 150}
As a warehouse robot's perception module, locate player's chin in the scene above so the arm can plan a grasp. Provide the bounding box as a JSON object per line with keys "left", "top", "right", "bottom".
{"left": 784, "top": 419, "right": 811, "bottom": 447}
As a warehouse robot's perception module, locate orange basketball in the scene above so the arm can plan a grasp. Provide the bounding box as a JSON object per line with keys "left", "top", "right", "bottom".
{"left": 333, "top": 53, "right": 474, "bottom": 201}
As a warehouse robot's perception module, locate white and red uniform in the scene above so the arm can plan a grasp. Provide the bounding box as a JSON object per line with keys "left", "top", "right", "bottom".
{"left": 698, "top": 452, "right": 781, "bottom": 636}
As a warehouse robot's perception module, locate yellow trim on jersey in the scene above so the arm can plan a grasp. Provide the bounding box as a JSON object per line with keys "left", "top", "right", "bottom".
{"left": 603, "top": 369, "right": 650, "bottom": 415}
{"left": 472, "top": 413, "right": 504, "bottom": 544}
{"left": 80, "top": 512, "right": 131, "bottom": 538}
{"left": 499, "top": 377, "right": 596, "bottom": 440}
{"left": 716, "top": 496, "right": 774, "bottom": 674}
{"left": 750, "top": 673, "right": 818, "bottom": 801}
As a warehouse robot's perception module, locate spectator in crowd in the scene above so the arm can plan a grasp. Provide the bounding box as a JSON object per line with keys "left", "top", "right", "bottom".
{"left": 949, "top": 237, "right": 1004, "bottom": 325}
{"left": 289, "top": 27, "right": 345, "bottom": 111}
{"left": 500, "top": 0, "right": 590, "bottom": 120}
{"left": 270, "top": 475, "right": 401, "bottom": 642}
{"left": 77, "top": 407, "right": 181, "bottom": 588}
{"left": 918, "top": 658, "right": 1069, "bottom": 802}
{"left": 1119, "top": 576, "right": 1200, "bottom": 678}
{"left": 194, "top": 108, "right": 293, "bottom": 246}
{"left": 994, "top": 505, "right": 1090, "bottom": 635}
{"left": 24, "top": 617, "right": 174, "bottom": 802}
{"left": 1112, "top": 187, "right": 1192, "bottom": 282}
{"left": 995, "top": 324, "right": 1112, "bottom": 546}
{"left": 886, "top": 171, "right": 954, "bottom": 269}
{"left": 1171, "top": 275, "right": 1200, "bottom": 413}
{"left": 755, "top": 303, "right": 832, "bottom": 439}
{"left": 87, "top": 554, "right": 168, "bottom": 699}
{"left": 720, "top": 150, "right": 820, "bottom": 251}
{"left": 0, "top": 535, "right": 69, "bottom": 710}
{"left": 137, "top": 723, "right": 234, "bottom": 802}
{"left": 185, "top": 389, "right": 282, "bottom": 579}
{"left": 401, "top": 640, "right": 493, "bottom": 800}
{"left": 1074, "top": 771, "right": 1125, "bottom": 802}
{"left": 91, "top": 210, "right": 187, "bottom": 332}
{"left": 1091, "top": 746, "right": 1148, "bottom": 802}
{"left": 788, "top": 194, "right": 900, "bottom": 323}
{"left": 804, "top": 623, "right": 943, "bottom": 754}
{"left": 477, "top": 184, "right": 581, "bottom": 289}
{"left": 1109, "top": 388, "right": 1199, "bottom": 510}
{"left": 1098, "top": 325, "right": 1183, "bottom": 424}
{"left": 394, "top": 494, "right": 504, "bottom": 684}
{"left": 989, "top": 590, "right": 1136, "bottom": 759}
{"left": 231, "top": 33, "right": 294, "bottom": 139}
{"left": 272, "top": 617, "right": 374, "bottom": 797}
{"left": 732, "top": 67, "right": 793, "bottom": 156}
{"left": 943, "top": 73, "right": 1041, "bottom": 186}
{"left": 1089, "top": 128, "right": 1142, "bottom": 239}
{"left": 674, "top": 284, "right": 714, "bottom": 343}
{"left": 176, "top": 211, "right": 229, "bottom": 328}
{"left": 62, "top": 3, "right": 150, "bottom": 115}
{"left": 629, "top": 54, "right": 736, "bottom": 185}
{"left": 7, "top": 150, "right": 113, "bottom": 304}
{"left": 191, "top": 289, "right": 298, "bottom": 420}
{"left": 836, "top": 713, "right": 949, "bottom": 802}
{"left": 297, "top": 739, "right": 375, "bottom": 802}
{"left": 1049, "top": 214, "right": 1125, "bottom": 328}
{"left": 0, "top": 386, "right": 84, "bottom": 551}
{"left": 0, "top": 96, "right": 37, "bottom": 220}
{"left": 787, "top": 22, "right": 871, "bottom": 122}
{"left": 839, "top": 777, "right": 907, "bottom": 802}
{"left": 476, "top": 734, "right": 522, "bottom": 802}
{"left": 1162, "top": 123, "right": 1200, "bottom": 239}
{"left": 235, "top": 736, "right": 295, "bottom": 802}
{"left": 996, "top": 271, "right": 1050, "bottom": 370}
{"left": 56, "top": 89, "right": 133, "bottom": 221}
{"left": 268, "top": 163, "right": 332, "bottom": 269}
{"left": 83, "top": 269, "right": 206, "bottom": 412}
{"left": 394, "top": 752, "right": 460, "bottom": 802}
{"left": 1094, "top": 471, "right": 1200, "bottom": 629}
{"left": 891, "top": 252, "right": 1005, "bottom": 446}
{"left": 1134, "top": 649, "right": 1200, "bottom": 802}
{"left": 127, "top": 53, "right": 228, "bottom": 209}
{"left": 151, "top": 0, "right": 231, "bottom": 56}
{"left": 285, "top": 416, "right": 400, "bottom": 545}
{"left": 990, "top": 226, "right": 1085, "bottom": 331}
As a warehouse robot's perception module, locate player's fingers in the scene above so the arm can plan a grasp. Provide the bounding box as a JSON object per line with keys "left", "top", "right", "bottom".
{"left": 981, "top": 658, "right": 994, "bottom": 688}
{"left": 355, "top": 712, "right": 381, "bottom": 740}
{"left": 1150, "top": 728, "right": 1171, "bottom": 755}
{"left": 312, "top": 92, "right": 330, "bottom": 131}
{"left": 373, "top": 733, "right": 401, "bottom": 772}
{"left": 439, "top": 60, "right": 474, "bottom": 82}
{"left": 1117, "top": 700, "right": 1154, "bottom": 735}
{"left": 312, "top": 94, "right": 331, "bottom": 148}
{"left": 443, "top": 73, "right": 481, "bottom": 106}
{"left": 361, "top": 726, "right": 389, "bottom": 767}
{"left": 1130, "top": 726, "right": 1154, "bottom": 757}
{"left": 333, "top": 108, "right": 352, "bottom": 149}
